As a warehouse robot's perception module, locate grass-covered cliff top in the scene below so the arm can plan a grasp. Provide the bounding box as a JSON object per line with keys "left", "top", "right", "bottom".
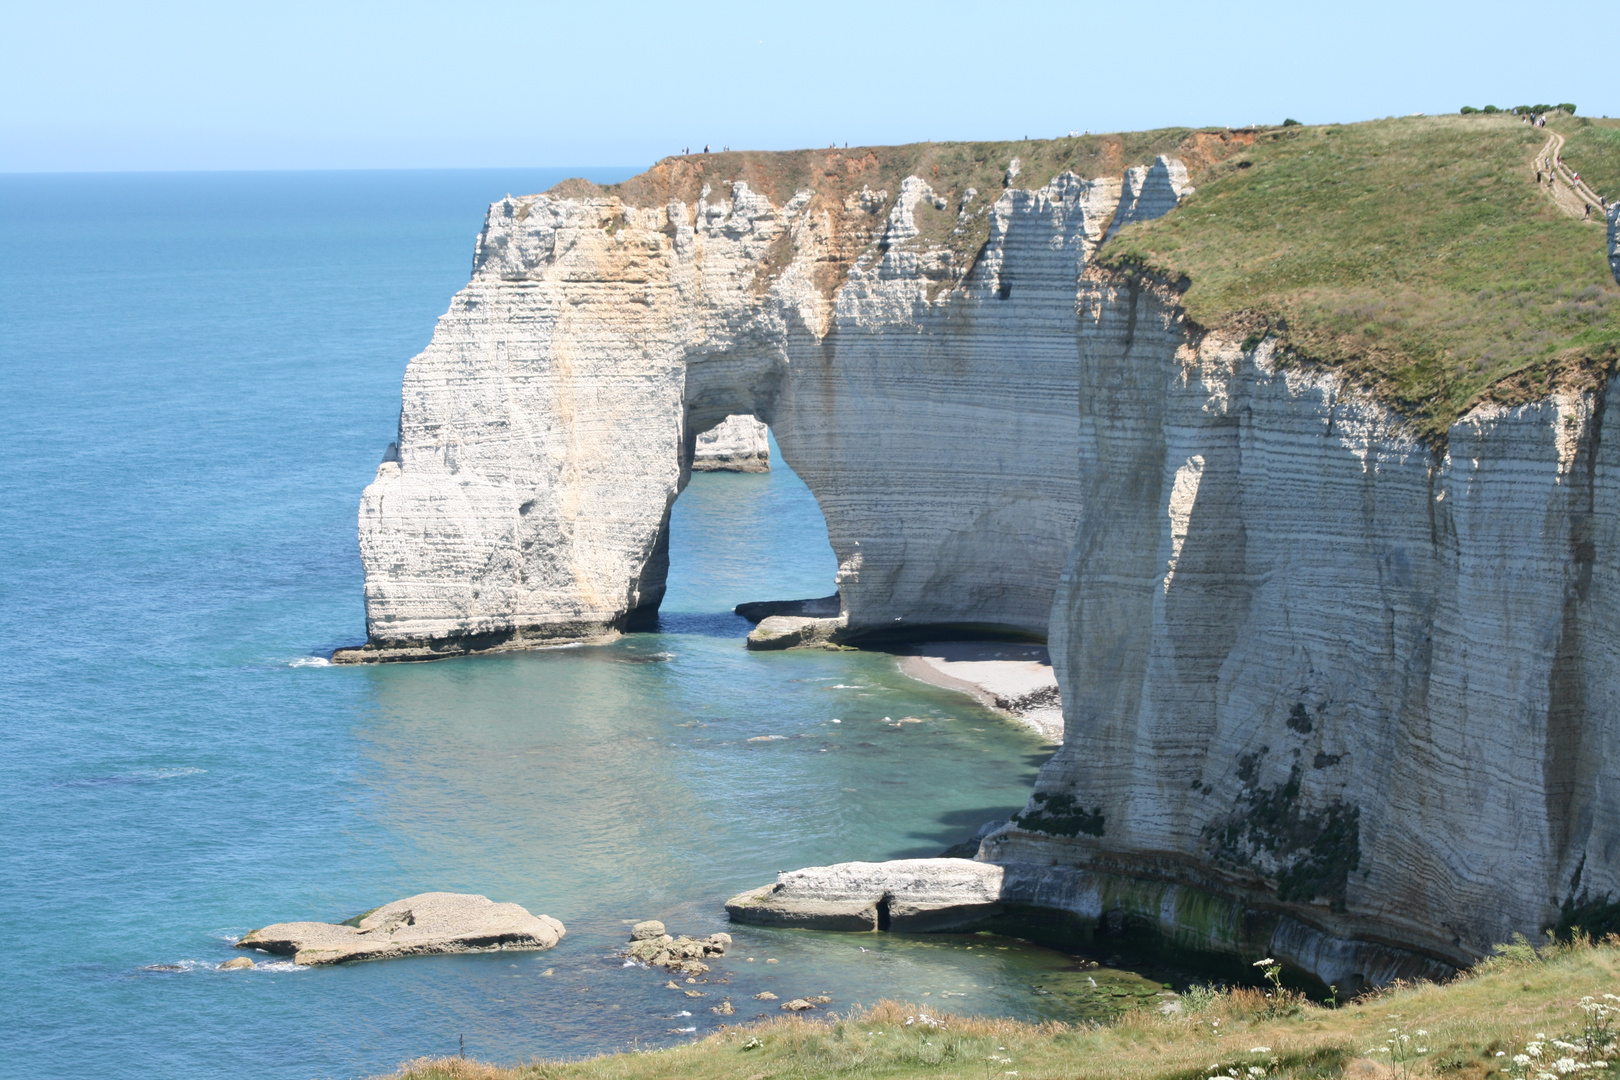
{"left": 551, "top": 115, "right": 1620, "bottom": 439}
{"left": 380, "top": 934, "right": 1620, "bottom": 1080}
{"left": 1100, "top": 114, "right": 1620, "bottom": 438}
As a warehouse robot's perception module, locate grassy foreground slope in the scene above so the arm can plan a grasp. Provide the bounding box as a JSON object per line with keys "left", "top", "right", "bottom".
{"left": 1100, "top": 114, "right": 1620, "bottom": 439}
{"left": 380, "top": 937, "right": 1620, "bottom": 1080}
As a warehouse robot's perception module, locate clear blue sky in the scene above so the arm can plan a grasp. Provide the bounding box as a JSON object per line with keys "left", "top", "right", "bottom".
{"left": 4, "top": 0, "right": 1612, "bottom": 172}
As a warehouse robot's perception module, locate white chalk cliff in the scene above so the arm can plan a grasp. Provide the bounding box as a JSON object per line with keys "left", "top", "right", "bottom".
{"left": 340, "top": 147, "right": 1620, "bottom": 989}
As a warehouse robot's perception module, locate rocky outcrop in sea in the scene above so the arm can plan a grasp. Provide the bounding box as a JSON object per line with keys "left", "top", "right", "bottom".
{"left": 621, "top": 920, "right": 730, "bottom": 975}
{"left": 237, "top": 892, "right": 564, "bottom": 965}
{"left": 692, "top": 414, "right": 770, "bottom": 472}
{"left": 332, "top": 144, "right": 1620, "bottom": 990}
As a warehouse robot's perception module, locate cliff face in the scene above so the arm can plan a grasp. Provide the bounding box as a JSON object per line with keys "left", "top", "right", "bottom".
{"left": 986, "top": 277, "right": 1620, "bottom": 983}
{"left": 341, "top": 146, "right": 1620, "bottom": 987}
{"left": 346, "top": 154, "right": 1190, "bottom": 657}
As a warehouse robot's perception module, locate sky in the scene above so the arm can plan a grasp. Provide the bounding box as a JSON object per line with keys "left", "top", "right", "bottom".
{"left": 3, "top": 0, "right": 1614, "bottom": 173}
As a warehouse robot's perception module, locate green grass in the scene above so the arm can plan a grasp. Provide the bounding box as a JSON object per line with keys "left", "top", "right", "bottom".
{"left": 546, "top": 114, "right": 1620, "bottom": 441}
{"left": 377, "top": 936, "right": 1620, "bottom": 1080}
{"left": 1098, "top": 114, "right": 1620, "bottom": 440}
{"left": 1561, "top": 118, "right": 1620, "bottom": 200}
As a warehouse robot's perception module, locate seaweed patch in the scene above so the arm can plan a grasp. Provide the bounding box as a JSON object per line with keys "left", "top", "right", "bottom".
{"left": 1014, "top": 791, "right": 1106, "bottom": 837}
{"left": 1205, "top": 758, "right": 1360, "bottom": 911}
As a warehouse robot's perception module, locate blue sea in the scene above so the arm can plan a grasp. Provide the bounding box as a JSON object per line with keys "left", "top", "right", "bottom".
{"left": 1, "top": 170, "right": 1105, "bottom": 1079}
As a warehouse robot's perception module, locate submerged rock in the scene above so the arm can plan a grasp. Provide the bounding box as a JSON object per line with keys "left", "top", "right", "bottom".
{"left": 237, "top": 892, "right": 564, "bottom": 966}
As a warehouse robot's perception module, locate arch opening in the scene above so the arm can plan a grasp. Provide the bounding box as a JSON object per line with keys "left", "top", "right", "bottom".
{"left": 654, "top": 416, "right": 838, "bottom": 636}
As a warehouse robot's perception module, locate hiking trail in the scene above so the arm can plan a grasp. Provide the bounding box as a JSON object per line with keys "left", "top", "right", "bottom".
{"left": 1535, "top": 129, "right": 1606, "bottom": 218}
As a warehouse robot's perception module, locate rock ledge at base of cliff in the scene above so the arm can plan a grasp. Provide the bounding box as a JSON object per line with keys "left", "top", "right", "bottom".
{"left": 728, "top": 855, "right": 1453, "bottom": 994}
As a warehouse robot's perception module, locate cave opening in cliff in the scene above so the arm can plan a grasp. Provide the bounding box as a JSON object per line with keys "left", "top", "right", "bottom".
{"left": 659, "top": 415, "right": 839, "bottom": 635}
{"left": 875, "top": 894, "right": 892, "bottom": 932}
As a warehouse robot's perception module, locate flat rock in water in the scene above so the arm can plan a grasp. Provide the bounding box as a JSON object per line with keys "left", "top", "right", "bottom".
{"left": 237, "top": 892, "right": 564, "bottom": 966}
{"left": 745, "top": 615, "right": 846, "bottom": 651}
{"left": 726, "top": 858, "right": 1005, "bottom": 932}
{"left": 734, "top": 593, "right": 841, "bottom": 623}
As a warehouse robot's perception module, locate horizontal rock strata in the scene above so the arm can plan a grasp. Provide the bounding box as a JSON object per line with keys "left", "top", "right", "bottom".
{"left": 345, "top": 142, "right": 1620, "bottom": 986}
{"left": 237, "top": 892, "right": 564, "bottom": 965}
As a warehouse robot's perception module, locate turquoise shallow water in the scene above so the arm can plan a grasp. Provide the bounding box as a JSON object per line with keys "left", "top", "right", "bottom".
{"left": 0, "top": 170, "right": 1124, "bottom": 1080}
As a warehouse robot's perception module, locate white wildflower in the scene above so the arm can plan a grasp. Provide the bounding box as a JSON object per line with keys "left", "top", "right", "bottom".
{"left": 1247, "top": 1067, "right": 1266, "bottom": 1078}
{"left": 1250, "top": 1047, "right": 1272, "bottom": 1053}
{"left": 1253, "top": 958, "right": 1276, "bottom": 967}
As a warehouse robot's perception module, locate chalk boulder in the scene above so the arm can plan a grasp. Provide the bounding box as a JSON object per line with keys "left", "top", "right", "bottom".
{"left": 745, "top": 615, "right": 846, "bottom": 651}
{"left": 237, "top": 892, "right": 564, "bottom": 966}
